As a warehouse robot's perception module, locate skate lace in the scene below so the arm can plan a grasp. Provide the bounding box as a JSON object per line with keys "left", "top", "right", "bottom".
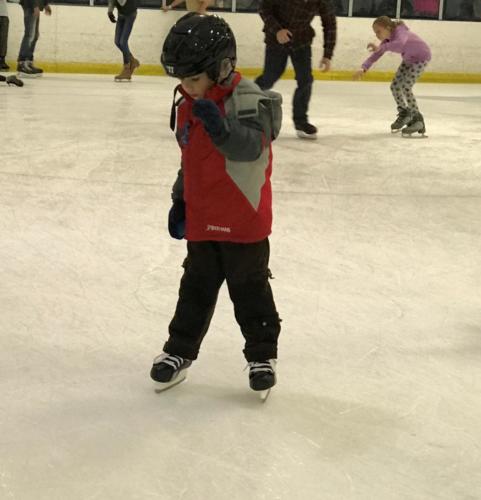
{"left": 153, "top": 353, "right": 185, "bottom": 369}
{"left": 245, "top": 360, "right": 276, "bottom": 375}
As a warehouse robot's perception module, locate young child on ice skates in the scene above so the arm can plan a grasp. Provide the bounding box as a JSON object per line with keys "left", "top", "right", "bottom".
{"left": 150, "top": 13, "right": 282, "bottom": 395}
{"left": 353, "top": 16, "right": 431, "bottom": 136}
{"left": 107, "top": 0, "right": 140, "bottom": 81}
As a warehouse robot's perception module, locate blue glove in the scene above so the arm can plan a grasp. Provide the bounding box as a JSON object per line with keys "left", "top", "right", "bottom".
{"left": 168, "top": 200, "right": 185, "bottom": 240}
{"left": 192, "top": 99, "right": 228, "bottom": 140}
{"left": 108, "top": 11, "right": 116, "bottom": 23}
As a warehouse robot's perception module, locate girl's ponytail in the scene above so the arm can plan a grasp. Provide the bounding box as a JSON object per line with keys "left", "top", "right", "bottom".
{"left": 373, "top": 16, "right": 405, "bottom": 30}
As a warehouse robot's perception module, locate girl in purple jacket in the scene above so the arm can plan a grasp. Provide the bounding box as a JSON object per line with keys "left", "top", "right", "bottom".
{"left": 354, "top": 16, "right": 431, "bottom": 136}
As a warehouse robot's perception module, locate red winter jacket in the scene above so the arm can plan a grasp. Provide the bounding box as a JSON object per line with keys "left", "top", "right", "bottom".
{"left": 172, "top": 72, "right": 277, "bottom": 243}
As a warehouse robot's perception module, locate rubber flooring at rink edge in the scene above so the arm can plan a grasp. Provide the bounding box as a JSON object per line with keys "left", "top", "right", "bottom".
{"left": 1, "top": 74, "right": 481, "bottom": 500}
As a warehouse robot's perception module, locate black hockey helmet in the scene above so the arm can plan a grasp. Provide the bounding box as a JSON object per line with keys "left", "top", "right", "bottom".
{"left": 161, "top": 13, "right": 237, "bottom": 82}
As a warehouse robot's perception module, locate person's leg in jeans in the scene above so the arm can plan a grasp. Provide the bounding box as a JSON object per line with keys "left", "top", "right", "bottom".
{"left": 114, "top": 15, "right": 127, "bottom": 63}
{"left": 28, "top": 15, "right": 40, "bottom": 64}
{"left": 121, "top": 12, "right": 139, "bottom": 74}
{"left": 115, "top": 12, "right": 136, "bottom": 65}
{"left": 290, "top": 45, "right": 314, "bottom": 128}
{"left": 0, "top": 16, "right": 10, "bottom": 69}
{"left": 17, "top": 8, "right": 35, "bottom": 64}
{"left": 114, "top": 12, "right": 137, "bottom": 79}
{"left": 223, "top": 239, "right": 281, "bottom": 363}
{"left": 164, "top": 242, "right": 225, "bottom": 361}
{"left": 255, "top": 44, "right": 288, "bottom": 91}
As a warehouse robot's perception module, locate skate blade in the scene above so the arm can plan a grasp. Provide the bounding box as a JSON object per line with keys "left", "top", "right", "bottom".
{"left": 153, "top": 371, "right": 187, "bottom": 393}
{"left": 17, "top": 72, "right": 40, "bottom": 78}
{"left": 259, "top": 389, "right": 271, "bottom": 402}
{"left": 402, "top": 133, "right": 428, "bottom": 139}
{"left": 114, "top": 78, "right": 131, "bottom": 82}
{"left": 296, "top": 131, "right": 317, "bottom": 140}
{"left": 391, "top": 129, "right": 402, "bottom": 133}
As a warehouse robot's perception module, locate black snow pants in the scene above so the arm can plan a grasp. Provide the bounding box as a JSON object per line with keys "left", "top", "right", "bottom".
{"left": 164, "top": 238, "right": 281, "bottom": 362}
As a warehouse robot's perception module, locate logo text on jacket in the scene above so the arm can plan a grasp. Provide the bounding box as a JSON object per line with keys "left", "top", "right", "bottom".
{"left": 206, "top": 224, "right": 231, "bottom": 233}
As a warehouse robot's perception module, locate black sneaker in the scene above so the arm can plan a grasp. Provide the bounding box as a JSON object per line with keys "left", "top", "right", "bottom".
{"left": 0, "top": 59, "right": 10, "bottom": 71}
{"left": 248, "top": 360, "right": 277, "bottom": 391}
{"left": 295, "top": 122, "right": 318, "bottom": 140}
{"left": 150, "top": 352, "right": 192, "bottom": 383}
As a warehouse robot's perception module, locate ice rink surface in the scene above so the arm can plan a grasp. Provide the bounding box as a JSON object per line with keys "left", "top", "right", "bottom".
{"left": 1, "top": 74, "right": 481, "bottom": 500}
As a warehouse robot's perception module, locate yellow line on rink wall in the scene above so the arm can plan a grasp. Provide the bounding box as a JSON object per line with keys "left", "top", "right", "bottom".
{"left": 243, "top": 68, "right": 481, "bottom": 84}
{"left": 7, "top": 60, "right": 481, "bottom": 84}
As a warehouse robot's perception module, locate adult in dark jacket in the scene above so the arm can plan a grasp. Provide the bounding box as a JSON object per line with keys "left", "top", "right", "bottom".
{"left": 17, "top": 0, "right": 51, "bottom": 76}
{"left": 255, "top": 0, "right": 337, "bottom": 139}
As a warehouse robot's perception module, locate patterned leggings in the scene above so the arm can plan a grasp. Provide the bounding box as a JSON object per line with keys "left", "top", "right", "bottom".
{"left": 390, "top": 61, "right": 428, "bottom": 113}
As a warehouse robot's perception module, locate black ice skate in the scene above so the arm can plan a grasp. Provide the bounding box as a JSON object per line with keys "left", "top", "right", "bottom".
{"left": 295, "top": 122, "right": 318, "bottom": 140}
{"left": 248, "top": 359, "right": 277, "bottom": 401}
{"left": 17, "top": 61, "right": 39, "bottom": 78}
{"left": 0, "top": 58, "right": 10, "bottom": 71}
{"left": 5, "top": 75, "right": 24, "bottom": 87}
{"left": 391, "top": 106, "right": 412, "bottom": 133}
{"left": 27, "top": 61, "right": 44, "bottom": 76}
{"left": 150, "top": 352, "right": 192, "bottom": 392}
{"left": 402, "top": 112, "right": 427, "bottom": 138}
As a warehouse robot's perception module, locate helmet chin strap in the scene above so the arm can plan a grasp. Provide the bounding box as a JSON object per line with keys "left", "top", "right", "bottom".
{"left": 170, "top": 84, "right": 183, "bottom": 131}
{"left": 216, "top": 58, "right": 235, "bottom": 84}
